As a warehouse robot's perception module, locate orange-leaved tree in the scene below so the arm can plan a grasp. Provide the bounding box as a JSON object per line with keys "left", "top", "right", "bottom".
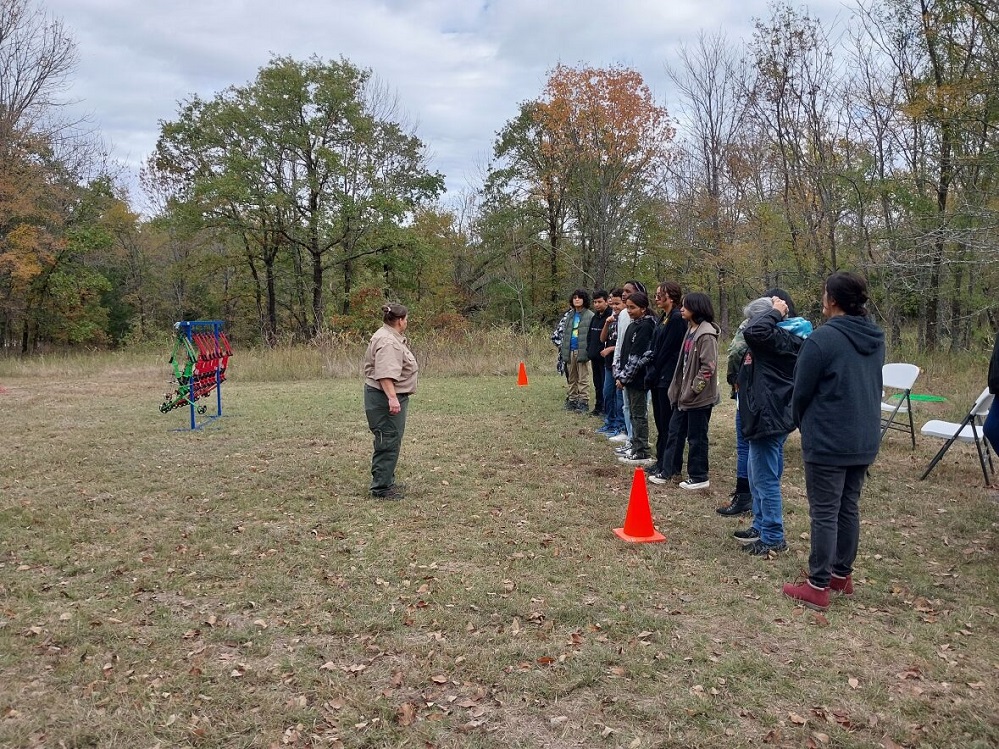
{"left": 535, "top": 64, "right": 676, "bottom": 287}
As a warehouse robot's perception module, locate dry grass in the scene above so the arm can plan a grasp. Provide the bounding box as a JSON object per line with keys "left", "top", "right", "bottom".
{"left": 1, "top": 347, "right": 997, "bottom": 749}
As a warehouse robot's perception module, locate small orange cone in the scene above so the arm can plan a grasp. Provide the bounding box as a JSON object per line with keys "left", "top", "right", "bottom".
{"left": 614, "top": 468, "right": 666, "bottom": 543}
{"left": 517, "top": 361, "right": 529, "bottom": 386}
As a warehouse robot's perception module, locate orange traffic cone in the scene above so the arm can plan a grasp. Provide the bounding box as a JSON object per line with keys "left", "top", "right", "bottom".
{"left": 614, "top": 468, "right": 666, "bottom": 543}
{"left": 517, "top": 361, "right": 529, "bottom": 386}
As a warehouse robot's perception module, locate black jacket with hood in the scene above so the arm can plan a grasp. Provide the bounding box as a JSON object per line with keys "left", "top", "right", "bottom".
{"left": 737, "top": 309, "right": 811, "bottom": 440}
{"left": 617, "top": 314, "right": 656, "bottom": 387}
{"left": 645, "top": 307, "right": 685, "bottom": 390}
{"left": 791, "top": 314, "right": 885, "bottom": 465}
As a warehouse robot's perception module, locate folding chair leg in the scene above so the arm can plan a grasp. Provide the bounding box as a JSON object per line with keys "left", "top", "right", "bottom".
{"left": 920, "top": 413, "right": 974, "bottom": 481}
{"left": 906, "top": 398, "right": 916, "bottom": 449}
{"left": 920, "top": 436, "right": 959, "bottom": 480}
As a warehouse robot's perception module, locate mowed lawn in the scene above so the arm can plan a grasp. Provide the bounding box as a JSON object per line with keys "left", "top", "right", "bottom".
{"left": 1, "top": 355, "right": 997, "bottom": 748}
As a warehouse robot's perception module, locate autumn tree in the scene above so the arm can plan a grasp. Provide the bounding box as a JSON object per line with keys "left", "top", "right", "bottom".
{"left": 151, "top": 55, "right": 444, "bottom": 341}
{"left": 488, "top": 101, "right": 573, "bottom": 313}
{"left": 0, "top": 0, "right": 77, "bottom": 350}
{"left": 538, "top": 65, "right": 675, "bottom": 288}
{"left": 854, "top": 0, "right": 999, "bottom": 349}
{"left": 667, "top": 30, "right": 751, "bottom": 331}
{"left": 487, "top": 64, "right": 675, "bottom": 314}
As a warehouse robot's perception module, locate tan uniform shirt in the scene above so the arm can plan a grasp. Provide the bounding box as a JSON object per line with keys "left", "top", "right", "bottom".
{"left": 363, "top": 324, "right": 419, "bottom": 394}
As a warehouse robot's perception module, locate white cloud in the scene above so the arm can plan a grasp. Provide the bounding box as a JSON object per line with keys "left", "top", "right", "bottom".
{"left": 42, "top": 0, "right": 851, "bottom": 204}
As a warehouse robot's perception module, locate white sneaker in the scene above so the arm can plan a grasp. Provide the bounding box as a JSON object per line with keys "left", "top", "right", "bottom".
{"left": 679, "top": 479, "right": 710, "bottom": 490}
{"left": 608, "top": 432, "right": 629, "bottom": 443}
{"left": 613, "top": 443, "right": 632, "bottom": 455}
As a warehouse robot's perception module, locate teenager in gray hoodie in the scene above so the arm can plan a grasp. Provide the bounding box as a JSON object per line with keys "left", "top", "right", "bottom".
{"left": 783, "top": 272, "right": 885, "bottom": 611}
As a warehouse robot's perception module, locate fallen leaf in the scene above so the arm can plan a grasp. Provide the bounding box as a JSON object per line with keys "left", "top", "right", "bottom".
{"left": 848, "top": 677, "right": 860, "bottom": 689}
{"left": 397, "top": 702, "right": 417, "bottom": 726}
{"left": 789, "top": 713, "right": 808, "bottom": 725}
{"left": 431, "top": 674, "right": 449, "bottom": 684}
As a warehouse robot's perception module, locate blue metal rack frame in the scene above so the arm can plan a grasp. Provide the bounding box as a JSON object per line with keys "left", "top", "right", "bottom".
{"left": 172, "top": 320, "right": 228, "bottom": 431}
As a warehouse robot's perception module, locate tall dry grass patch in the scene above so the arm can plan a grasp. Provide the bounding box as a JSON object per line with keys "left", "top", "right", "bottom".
{"left": 234, "top": 327, "right": 558, "bottom": 382}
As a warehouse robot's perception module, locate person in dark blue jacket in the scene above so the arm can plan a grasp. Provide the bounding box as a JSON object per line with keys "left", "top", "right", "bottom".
{"left": 783, "top": 272, "right": 885, "bottom": 611}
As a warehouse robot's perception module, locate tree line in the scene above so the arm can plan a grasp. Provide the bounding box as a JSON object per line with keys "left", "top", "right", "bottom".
{"left": 2, "top": 0, "right": 997, "bottom": 353}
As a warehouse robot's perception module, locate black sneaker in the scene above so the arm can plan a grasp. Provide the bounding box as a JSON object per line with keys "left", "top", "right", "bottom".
{"left": 733, "top": 526, "right": 760, "bottom": 544}
{"left": 743, "top": 539, "right": 788, "bottom": 556}
{"left": 648, "top": 472, "right": 674, "bottom": 485}
{"left": 618, "top": 451, "right": 653, "bottom": 466}
{"left": 371, "top": 484, "right": 405, "bottom": 500}
{"left": 717, "top": 492, "right": 753, "bottom": 516}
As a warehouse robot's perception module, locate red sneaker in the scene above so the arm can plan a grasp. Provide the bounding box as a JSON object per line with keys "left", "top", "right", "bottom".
{"left": 829, "top": 574, "right": 854, "bottom": 597}
{"left": 782, "top": 579, "right": 830, "bottom": 611}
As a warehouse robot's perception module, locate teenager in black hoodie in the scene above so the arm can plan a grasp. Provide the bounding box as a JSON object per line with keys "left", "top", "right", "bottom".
{"left": 616, "top": 291, "right": 657, "bottom": 465}
{"left": 784, "top": 272, "right": 885, "bottom": 611}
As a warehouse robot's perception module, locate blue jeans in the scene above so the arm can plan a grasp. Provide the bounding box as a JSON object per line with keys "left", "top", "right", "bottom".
{"left": 748, "top": 433, "right": 788, "bottom": 546}
{"left": 984, "top": 395, "right": 999, "bottom": 456}
{"left": 735, "top": 402, "right": 749, "bottom": 480}
{"left": 601, "top": 371, "right": 624, "bottom": 432}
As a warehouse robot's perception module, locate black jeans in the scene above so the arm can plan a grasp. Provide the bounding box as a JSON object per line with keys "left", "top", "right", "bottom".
{"left": 590, "top": 354, "right": 605, "bottom": 412}
{"left": 651, "top": 387, "right": 682, "bottom": 475}
{"left": 663, "top": 406, "right": 712, "bottom": 482}
{"left": 804, "top": 462, "right": 867, "bottom": 588}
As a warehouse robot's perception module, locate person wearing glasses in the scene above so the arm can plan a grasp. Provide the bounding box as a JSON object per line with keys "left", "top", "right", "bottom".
{"left": 645, "top": 281, "right": 686, "bottom": 484}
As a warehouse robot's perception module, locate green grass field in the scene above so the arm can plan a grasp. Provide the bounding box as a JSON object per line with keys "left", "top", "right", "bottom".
{"left": 1, "top": 349, "right": 997, "bottom": 748}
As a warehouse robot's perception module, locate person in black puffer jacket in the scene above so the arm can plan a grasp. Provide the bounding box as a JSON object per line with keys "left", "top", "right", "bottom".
{"left": 734, "top": 289, "right": 812, "bottom": 557}
{"left": 783, "top": 272, "right": 885, "bottom": 612}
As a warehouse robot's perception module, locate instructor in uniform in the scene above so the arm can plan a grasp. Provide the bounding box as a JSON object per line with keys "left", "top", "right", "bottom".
{"left": 363, "top": 303, "right": 418, "bottom": 499}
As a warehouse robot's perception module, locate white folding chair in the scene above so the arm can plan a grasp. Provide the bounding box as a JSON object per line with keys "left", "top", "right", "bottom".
{"left": 880, "top": 363, "right": 921, "bottom": 448}
{"left": 919, "top": 388, "right": 995, "bottom": 486}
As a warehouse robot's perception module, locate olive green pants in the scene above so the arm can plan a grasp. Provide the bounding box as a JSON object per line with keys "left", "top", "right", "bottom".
{"left": 364, "top": 385, "right": 409, "bottom": 494}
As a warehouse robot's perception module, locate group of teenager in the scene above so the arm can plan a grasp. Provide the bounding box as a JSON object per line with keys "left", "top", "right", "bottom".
{"left": 553, "top": 272, "right": 888, "bottom": 611}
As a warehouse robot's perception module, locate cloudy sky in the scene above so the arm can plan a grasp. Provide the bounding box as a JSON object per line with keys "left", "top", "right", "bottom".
{"left": 44, "top": 0, "right": 852, "bottom": 205}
